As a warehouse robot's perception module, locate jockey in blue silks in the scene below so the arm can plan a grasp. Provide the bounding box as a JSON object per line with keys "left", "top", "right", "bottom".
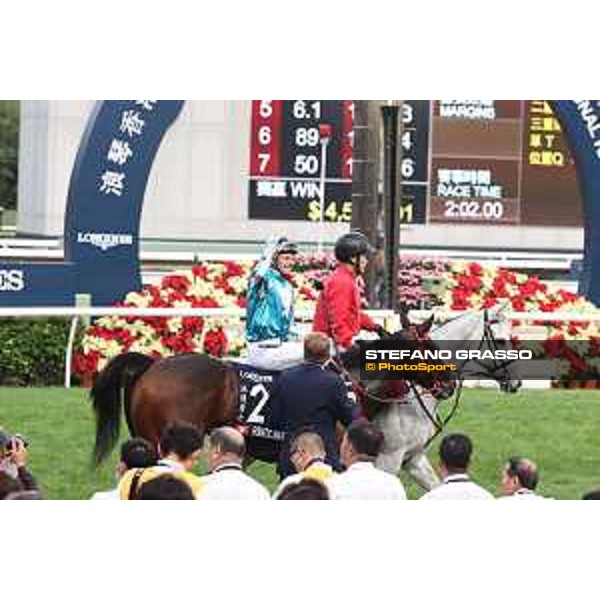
{"left": 245, "top": 236, "right": 305, "bottom": 370}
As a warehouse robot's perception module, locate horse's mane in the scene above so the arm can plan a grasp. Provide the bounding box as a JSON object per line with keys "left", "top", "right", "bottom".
{"left": 430, "top": 311, "right": 482, "bottom": 342}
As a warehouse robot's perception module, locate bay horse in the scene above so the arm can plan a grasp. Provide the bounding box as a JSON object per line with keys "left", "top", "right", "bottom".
{"left": 90, "top": 316, "right": 454, "bottom": 469}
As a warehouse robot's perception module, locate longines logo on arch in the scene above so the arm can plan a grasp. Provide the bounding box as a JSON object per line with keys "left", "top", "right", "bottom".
{"left": 0, "top": 269, "right": 25, "bottom": 292}
{"left": 77, "top": 232, "right": 134, "bottom": 252}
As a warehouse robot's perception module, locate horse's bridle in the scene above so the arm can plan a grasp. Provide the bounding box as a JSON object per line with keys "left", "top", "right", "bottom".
{"left": 414, "top": 309, "right": 520, "bottom": 448}
{"left": 327, "top": 311, "right": 518, "bottom": 448}
{"left": 467, "top": 309, "right": 519, "bottom": 391}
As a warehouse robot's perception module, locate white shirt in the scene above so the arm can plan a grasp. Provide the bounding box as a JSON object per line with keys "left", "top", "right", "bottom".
{"left": 273, "top": 460, "right": 334, "bottom": 498}
{"left": 498, "top": 488, "right": 549, "bottom": 500}
{"left": 90, "top": 488, "right": 120, "bottom": 500}
{"left": 420, "top": 474, "right": 494, "bottom": 500}
{"left": 327, "top": 462, "right": 407, "bottom": 500}
{"left": 156, "top": 458, "right": 185, "bottom": 472}
{"left": 198, "top": 463, "right": 270, "bottom": 500}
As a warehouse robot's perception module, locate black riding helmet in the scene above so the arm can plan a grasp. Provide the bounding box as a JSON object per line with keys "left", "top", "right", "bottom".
{"left": 334, "top": 231, "right": 374, "bottom": 263}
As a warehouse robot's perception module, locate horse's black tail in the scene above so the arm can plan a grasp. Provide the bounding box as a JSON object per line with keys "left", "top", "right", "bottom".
{"left": 91, "top": 352, "right": 155, "bottom": 466}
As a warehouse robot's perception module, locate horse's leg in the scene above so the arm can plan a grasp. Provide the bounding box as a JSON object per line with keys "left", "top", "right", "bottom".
{"left": 373, "top": 404, "right": 406, "bottom": 476}
{"left": 376, "top": 447, "right": 406, "bottom": 476}
{"left": 404, "top": 452, "right": 440, "bottom": 491}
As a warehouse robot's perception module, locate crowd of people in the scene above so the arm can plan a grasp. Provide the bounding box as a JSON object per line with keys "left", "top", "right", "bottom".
{"left": 2, "top": 418, "right": 598, "bottom": 500}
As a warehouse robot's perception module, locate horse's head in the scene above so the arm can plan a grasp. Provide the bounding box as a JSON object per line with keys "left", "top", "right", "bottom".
{"left": 431, "top": 304, "right": 522, "bottom": 393}
{"left": 395, "top": 312, "right": 457, "bottom": 401}
{"left": 484, "top": 306, "right": 522, "bottom": 393}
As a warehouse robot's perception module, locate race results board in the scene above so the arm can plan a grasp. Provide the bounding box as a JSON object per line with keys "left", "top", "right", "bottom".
{"left": 400, "top": 100, "right": 583, "bottom": 226}
{"left": 248, "top": 100, "right": 582, "bottom": 228}
{"left": 248, "top": 100, "right": 353, "bottom": 222}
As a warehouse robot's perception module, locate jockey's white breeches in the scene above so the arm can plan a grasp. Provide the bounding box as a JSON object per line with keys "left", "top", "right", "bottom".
{"left": 246, "top": 340, "right": 304, "bottom": 371}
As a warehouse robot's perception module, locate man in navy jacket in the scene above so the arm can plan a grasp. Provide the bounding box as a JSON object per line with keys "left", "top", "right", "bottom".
{"left": 271, "top": 332, "right": 360, "bottom": 480}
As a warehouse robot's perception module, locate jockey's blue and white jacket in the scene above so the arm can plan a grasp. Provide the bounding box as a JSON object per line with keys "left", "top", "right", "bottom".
{"left": 245, "top": 255, "right": 295, "bottom": 344}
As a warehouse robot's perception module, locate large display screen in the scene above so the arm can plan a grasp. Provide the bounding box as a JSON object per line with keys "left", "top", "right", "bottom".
{"left": 401, "top": 100, "right": 583, "bottom": 226}
{"left": 248, "top": 100, "right": 353, "bottom": 222}
{"left": 248, "top": 100, "right": 583, "bottom": 227}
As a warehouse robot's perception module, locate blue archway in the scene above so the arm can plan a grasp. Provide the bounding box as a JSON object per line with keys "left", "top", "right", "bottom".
{"left": 551, "top": 101, "right": 600, "bottom": 305}
{"left": 0, "top": 100, "right": 183, "bottom": 306}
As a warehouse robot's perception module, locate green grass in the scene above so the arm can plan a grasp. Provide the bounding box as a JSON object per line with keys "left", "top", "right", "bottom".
{"left": 1, "top": 387, "right": 599, "bottom": 499}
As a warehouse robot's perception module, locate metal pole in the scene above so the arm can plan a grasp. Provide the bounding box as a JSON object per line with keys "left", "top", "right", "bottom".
{"left": 381, "top": 103, "right": 400, "bottom": 311}
{"left": 318, "top": 136, "right": 330, "bottom": 253}
{"left": 351, "top": 100, "right": 380, "bottom": 306}
{"left": 64, "top": 316, "right": 79, "bottom": 388}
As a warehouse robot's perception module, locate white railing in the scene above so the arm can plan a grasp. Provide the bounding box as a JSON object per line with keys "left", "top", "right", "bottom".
{"left": 1, "top": 305, "right": 599, "bottom": 389}
{"left": 0, "top": 306, "right": 397, "bottom": 389}
{"left": 0, "top": 239, "right": 582, "bottom": 267}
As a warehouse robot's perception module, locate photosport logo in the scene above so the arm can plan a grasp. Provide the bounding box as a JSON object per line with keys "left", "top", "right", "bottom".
{"left": 358, "top": 339, "right": 574, "bottom": 382}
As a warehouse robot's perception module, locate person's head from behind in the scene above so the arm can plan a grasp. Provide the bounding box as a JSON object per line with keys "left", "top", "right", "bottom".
{"left": 340, "top": 420, "right": 384, "bottom": 468}
{"left": 304, "top": 332, "right": 332, "bottom": 365}
{"left": 117, "top": 438, "right": 158, "bottom": 478}
{"left": 208, "top": 426, "right": 245, "bottom": 471}
{"left": 289, "top": 429, "right": 326, "bottom": 473}
{"left": 582, "top": 490, "right": 600, "bottom": 500}
{"left": 277, "top": 478, "right": 330, "bottom": 500}
{"left": 0, "top": 472, "right": 22, "bottom": 500}
{"left": 136, "top": 474, "right": 194, "bottom": 500}
{"left": 439, "top": 433, "right": 472, "bottom": 476}
{"left": 158, "top": 422, "right": 204, "bottom": 471}
{"left": 501, "top": 456, "right": 539, "bottom": 495}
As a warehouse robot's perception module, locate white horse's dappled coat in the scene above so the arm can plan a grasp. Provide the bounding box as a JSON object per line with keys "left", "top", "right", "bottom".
{"left": 373, "top": 306, "right": 520, "bottom": 491}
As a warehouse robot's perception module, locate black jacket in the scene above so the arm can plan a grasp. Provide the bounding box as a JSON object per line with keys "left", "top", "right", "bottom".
{"left": 270, "top": 362, "right": 359, "bottom": 479}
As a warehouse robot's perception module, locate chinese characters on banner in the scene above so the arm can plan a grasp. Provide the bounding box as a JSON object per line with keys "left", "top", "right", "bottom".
{"left": 99, "top": 101, "right": 157, "bottom": 197}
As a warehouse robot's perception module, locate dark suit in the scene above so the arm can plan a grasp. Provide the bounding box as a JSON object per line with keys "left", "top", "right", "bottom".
{"left": 270, "top": 361, "right": 359, "bottom": 479}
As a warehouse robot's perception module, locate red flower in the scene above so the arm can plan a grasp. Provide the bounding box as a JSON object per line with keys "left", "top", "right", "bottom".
{"left": 192, "top": 298, "right": 219, "bottom": 308}
{"left": 192, "top": 265, "right": 209, "bottom": 279}
{"left": 492, "top": 278, "right": 508, "bottom": 297}
{"left": 482, "top": 296, "right": 497, "bottom": 309}
{"left": 224, "top": 261, "right": 245, "bottom": 277}
{"left": 468, "top": 262, "right": 483, "bottom": 276}
{"left": 456, "top": 274, "right": 482, "bottom": 292}
{"left": 558, "top": 289, "right": 578, "bottom": 303}
{"left": 451, "top": 287, "right": 470, "bottom": 310}
{"left": 590, "top": 338, "right": 600, "bottom": 356}
{"left": 510, "top": 297, "right": 526, "bottom": 311}
{"left": 563, "top": 347, "right": 589, "bottom": 373}
{"left": 72, "top": 351, "right": 100, "bottom": 376}
{"left": 204, "top": 328, "right": 228, "bottom": 357}
{"left": 161, "top": 274, "right": 191, "bottom": 294}
{"left": 182, "top": 317, "right": 204, "bottom": 332}
{"left": 544, "top": 337, "right": 565, "bottom": 358}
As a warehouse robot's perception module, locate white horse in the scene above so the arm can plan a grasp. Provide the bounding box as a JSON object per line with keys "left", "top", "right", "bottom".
{"left": 372, "top": 305, "right": 522, "bottom": 490}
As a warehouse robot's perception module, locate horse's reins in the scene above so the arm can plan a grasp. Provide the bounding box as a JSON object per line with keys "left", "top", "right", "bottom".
{"left": 416, "top": 309, "right": 517, "bottom": 448}
{"left": 400, "top": 324, "right": 463, "bottom": 449}
{"left": 464, "top": 309, "right": 518, "bottom": 385}
{"left": 410, "top": 376, "right": 464, "bottom": 450}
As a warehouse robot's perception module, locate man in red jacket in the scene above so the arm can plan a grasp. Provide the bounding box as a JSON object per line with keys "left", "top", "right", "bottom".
{"left": 313, "top": 231, "right": 386, "bottom": 353}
